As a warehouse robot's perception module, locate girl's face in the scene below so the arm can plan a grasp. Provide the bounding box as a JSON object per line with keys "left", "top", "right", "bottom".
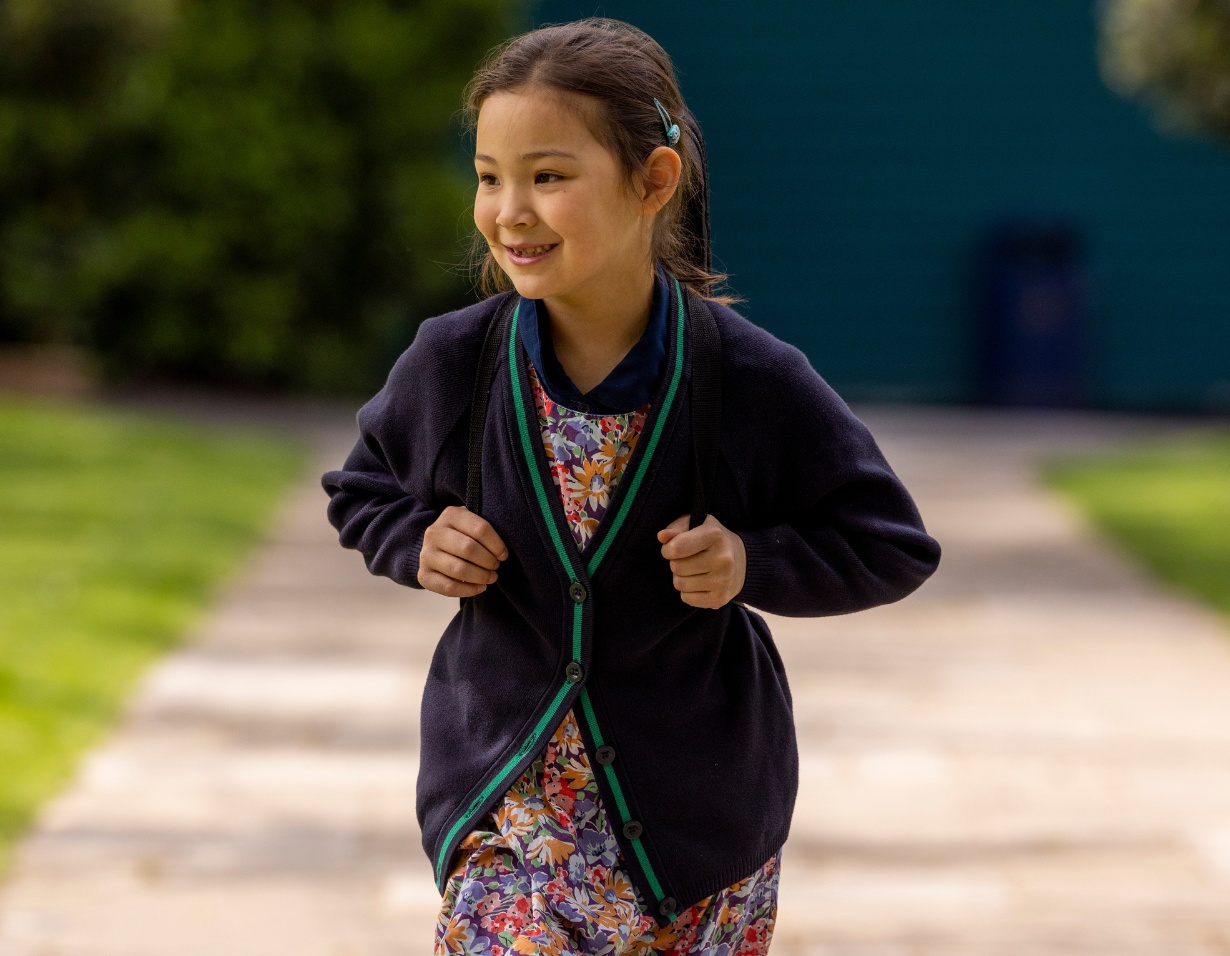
{"left": 473, "top": 88, "right": 655, "bottom": 305}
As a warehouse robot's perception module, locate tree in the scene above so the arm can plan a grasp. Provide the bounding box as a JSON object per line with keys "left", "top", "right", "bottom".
{"left": 0, "top": 0, "right": 517, "bottom": 392}
{"left": 1098, "top": 0, "right": 1230, "bottom": 144}
{"left": 0, "top": 0, "right": 174, "bottom": 349}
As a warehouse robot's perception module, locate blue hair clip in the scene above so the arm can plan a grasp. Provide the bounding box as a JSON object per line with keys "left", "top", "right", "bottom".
{"left": 653, "top": 97, "right": 681, "bottom": 147}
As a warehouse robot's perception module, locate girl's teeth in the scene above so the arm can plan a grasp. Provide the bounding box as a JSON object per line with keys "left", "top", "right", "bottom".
{"left": 515, "top": 245, "right": 553, "bottom": 256}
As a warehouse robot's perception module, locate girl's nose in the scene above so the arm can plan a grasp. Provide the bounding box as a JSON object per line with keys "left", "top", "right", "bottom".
{"left": 495, "top": 188, "right": 536, "bottom": 230}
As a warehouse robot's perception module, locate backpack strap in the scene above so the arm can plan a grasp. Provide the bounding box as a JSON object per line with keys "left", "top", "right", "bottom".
{"left": 465, "top": 293, "right": 516, "bottom": 516}
{"left": 685, "top": 291, "right": 723, "bottom": 530}
{"left": 465, "top": 289, "right": 723, "bottom": 529}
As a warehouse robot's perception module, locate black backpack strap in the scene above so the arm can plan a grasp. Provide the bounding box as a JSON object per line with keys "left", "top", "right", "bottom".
{"left": 465, "top": 293, "right": 516, "bottom": 515}
{"left": 686, "top": 292, "right": 723, "bottom": 530}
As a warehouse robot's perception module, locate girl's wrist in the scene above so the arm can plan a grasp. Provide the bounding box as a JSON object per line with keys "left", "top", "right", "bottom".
{"left": 725, "top": 526, "right": 747, "bottom": 603}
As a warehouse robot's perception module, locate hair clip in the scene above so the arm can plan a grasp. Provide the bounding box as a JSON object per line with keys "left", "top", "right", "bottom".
{"left": 653, "top": 97, "right": 681, "bottom": 147}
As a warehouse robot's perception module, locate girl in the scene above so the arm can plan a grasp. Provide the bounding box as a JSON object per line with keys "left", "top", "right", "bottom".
{"left": 323, "top": 18, "right": 940, "bottom": 955}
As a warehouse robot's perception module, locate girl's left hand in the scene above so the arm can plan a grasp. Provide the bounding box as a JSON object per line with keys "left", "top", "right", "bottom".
{"left": 657, "top": 514, "right": 747, "bottom": 608}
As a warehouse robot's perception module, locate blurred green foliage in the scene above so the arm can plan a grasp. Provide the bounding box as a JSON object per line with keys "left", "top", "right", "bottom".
{"left": 1099, "top": 0, "right": 1230, "bottom": 144}
{"left": 0, "top": 0, "right": 517, "bottom": 392}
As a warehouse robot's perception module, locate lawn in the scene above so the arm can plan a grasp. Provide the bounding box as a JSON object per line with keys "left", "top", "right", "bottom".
{"left": 1046, "top": 428, "right": 1230, "bottom": 619}
{"left": 0, "top": 398, "right": 303, "bottom": 871}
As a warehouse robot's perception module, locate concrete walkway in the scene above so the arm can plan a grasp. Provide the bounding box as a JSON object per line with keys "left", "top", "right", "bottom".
{"left": 2, "top": 406, "right": 1230, "bottom": 955}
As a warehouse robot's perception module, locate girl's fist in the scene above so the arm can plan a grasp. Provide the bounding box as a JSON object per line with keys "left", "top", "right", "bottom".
{"left": 657, "top": 514, "right": 747, "bottom": 608}
{"left": 418, "top": 505, "right": 509, "bottom": 598}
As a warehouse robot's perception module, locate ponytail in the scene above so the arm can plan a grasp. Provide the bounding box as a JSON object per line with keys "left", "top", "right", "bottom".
{"left": 679, "top": 107, "right": 712, "bottom": 274}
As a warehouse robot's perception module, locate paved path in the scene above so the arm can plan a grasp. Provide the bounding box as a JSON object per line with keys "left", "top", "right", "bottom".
{"left": 2, "top": 406, "right": 1230, "bottom": 955}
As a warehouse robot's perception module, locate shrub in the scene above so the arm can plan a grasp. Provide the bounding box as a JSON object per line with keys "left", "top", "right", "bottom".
{"left": 1098, "top": 0, "right": 1230, "bottom": 144}
{"left": 0, "top": 0, "right": 517, "bottom": 393}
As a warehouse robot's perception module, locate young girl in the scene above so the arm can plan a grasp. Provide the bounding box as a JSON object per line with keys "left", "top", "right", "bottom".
{"left": 323, "top": 18, "right": 940, "bottom": 955}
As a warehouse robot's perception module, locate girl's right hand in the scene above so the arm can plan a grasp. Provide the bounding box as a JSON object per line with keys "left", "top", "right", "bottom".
{"left": 417, "top": 505, "right": 509, "bottom": 598}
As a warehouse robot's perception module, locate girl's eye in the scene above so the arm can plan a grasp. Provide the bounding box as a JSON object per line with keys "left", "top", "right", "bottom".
{"left": 476, "top": 172, "right": 562, "bottom": 187}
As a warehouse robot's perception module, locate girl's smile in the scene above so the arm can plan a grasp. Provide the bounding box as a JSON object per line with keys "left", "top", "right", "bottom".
{"left": 504, "top": 242, "right": 559, "bottom": 265}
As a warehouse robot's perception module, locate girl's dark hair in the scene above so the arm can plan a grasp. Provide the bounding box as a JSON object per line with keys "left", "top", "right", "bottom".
{"left": 461, "top": 18, "right": 739, "bottom": 304}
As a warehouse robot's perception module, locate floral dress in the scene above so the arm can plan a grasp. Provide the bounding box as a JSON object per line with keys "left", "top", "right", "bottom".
{"left": 434, "top": 361, "right": 781, "bottom": 956}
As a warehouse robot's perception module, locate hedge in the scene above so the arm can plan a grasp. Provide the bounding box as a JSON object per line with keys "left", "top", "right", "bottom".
{"left": 0, "top": 0, "right": 519, "bottom": 392}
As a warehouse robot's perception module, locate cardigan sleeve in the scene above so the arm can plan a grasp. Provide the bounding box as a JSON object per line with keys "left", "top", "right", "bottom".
{"left": 321, "top": 305, "right": 490, "bottom": 589}
{"left": 727, "top": 335, "right": 940, "bottom": 618}
{"left": 321, "top": 433, "right": 440, "bottom": 589}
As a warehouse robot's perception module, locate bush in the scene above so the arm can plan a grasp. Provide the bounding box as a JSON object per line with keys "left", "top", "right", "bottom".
{"left": 1098, "top": 0, "right": 1230, "bottom": 144}
{"left": 0, "top": 0, "right": 517, "bottom": 393}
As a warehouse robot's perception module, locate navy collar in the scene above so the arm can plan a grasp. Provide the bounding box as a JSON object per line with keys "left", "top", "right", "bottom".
{"left": 518, "top": 263, "right": 670, "bottom": 414}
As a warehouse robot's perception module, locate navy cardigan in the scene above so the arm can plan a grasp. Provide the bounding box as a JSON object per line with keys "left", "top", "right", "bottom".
{"left": 321, "top": 277, "right": 941, "bottom": 923}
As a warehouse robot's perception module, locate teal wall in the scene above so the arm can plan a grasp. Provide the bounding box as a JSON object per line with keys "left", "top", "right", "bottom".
{"left": 526, "top": 2, "right": 1230, "bottom": 410}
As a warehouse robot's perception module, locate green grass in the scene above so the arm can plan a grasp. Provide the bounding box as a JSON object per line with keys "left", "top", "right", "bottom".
{"left": 1046, "top": 429, "right": 1230, "bottom": 619}
{"left": 0, "top": 398, "right": 303, "bottom": 871}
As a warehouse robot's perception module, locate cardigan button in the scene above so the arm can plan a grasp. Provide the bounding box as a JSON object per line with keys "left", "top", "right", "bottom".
{"left": 565, "top": 662, "right": 584, "bottom": 683}
{"left": 595, "top": 745, "right": 616, "bottom": 765}
{"left": 658, "top": 897, "right": 677, "bottom": 917}
{"left": 568, "top": 581, "right": 587, "bottom": 603}
{"left": 622, "top": 820, "right": 643, "bottom": 840}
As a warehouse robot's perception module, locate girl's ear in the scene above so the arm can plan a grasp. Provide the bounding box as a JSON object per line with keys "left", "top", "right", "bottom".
{"left": 639, "top": 146, "right": 682, "bottom": 215}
